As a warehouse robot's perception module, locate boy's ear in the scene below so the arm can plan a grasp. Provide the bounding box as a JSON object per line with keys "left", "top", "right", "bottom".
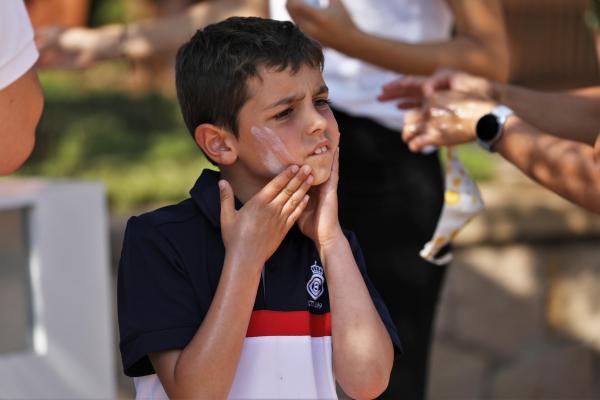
{"left": 194, "top": 123, "right": 238, "bottom": 165}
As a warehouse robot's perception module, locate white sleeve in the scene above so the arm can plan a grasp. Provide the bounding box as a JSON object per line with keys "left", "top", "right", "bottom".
{"left": 0, "top": 0, "right": 39, "bottom": 90}
{"left": 268, "top": 0, "right": 292, "bottom": 21}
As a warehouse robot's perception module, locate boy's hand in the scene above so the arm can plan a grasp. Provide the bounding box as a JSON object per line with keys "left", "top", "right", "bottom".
{"left": 219, "top": 165, "right": 313, "bottom": 266}
{"left": 297, "top": 148, "right": 343, "bottom": 248}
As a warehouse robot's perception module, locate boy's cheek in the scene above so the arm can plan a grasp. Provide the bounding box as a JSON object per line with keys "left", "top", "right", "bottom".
{"left": 326, "top": 124, "right": 341, "bottom": 147}
{"left": 311, "top": 170, "right": 331, "bottom": 186}
{"left": 308, "top": 156, "right": 335, "bottom": 185}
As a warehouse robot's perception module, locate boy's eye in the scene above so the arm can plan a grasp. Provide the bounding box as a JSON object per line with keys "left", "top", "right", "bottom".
{"left": 315, "top": 98, "right": 332, "bottom": 109}
{"left": 274, "top": 107, "right": 294, "bottom": 120}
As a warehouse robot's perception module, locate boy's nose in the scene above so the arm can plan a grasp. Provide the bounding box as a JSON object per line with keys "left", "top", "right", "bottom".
{"left": 304, "top": 107, "right": 328, "bottom": 136}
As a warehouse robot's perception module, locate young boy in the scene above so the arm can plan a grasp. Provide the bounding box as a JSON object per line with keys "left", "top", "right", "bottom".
{"left": 118, "top": 17, "right": 400, "bottom": 399}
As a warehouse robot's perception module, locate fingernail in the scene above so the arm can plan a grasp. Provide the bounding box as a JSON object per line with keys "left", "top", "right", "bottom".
{"left": 307, "top": 175, "right": 314, "bottom": 184}
{"left": 218, "top": 180, "right": 226, "bottom": 190}
{"left": 291, "top": 165, "right": 299, "bottom": 173}
{"left": 302, "top": 165, "right": 311, "bottom": 174}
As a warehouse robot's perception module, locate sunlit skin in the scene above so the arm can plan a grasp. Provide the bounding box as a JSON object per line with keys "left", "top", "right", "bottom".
{"left": 224, "top": 64, "right": 341, "bottom": 202}
{"left": 380, "top": 69, "right": 600, "bottom": 214}
{"left": 286, "top": 0, "right": 510, "bottom": 82}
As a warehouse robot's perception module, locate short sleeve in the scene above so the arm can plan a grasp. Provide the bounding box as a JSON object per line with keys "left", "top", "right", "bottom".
{"left": 0, "top": 1, "right": 39, "bottom": 90}
{"left": 345, "top": 230, "right": 403, "bottom": 352}
{"left": 118, "top": 216, "right": 204, "bottom": 377}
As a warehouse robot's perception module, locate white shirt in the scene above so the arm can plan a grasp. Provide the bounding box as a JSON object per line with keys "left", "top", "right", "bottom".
{"left": 134, "top": 335, "right": 337, "bottom": 399}
{"left": 0, "top": 0, "right": 39, "bottom": 90}
{"left": 270, "top": 0, "right": 453, "bottom": 130}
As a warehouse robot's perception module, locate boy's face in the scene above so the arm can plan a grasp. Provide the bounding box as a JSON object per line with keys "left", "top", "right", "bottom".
{"left": 234, "top": 64, "right": 340, "bottom": 186}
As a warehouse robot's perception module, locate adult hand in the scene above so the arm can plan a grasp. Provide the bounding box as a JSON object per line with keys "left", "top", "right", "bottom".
{"left": 219, "top": 165, "right": 313, "bottom": 265}
{"left": 402, "top": 91, "right": 496, "bottom": 152}
{"left": 286, "top": 0, "right": 359, "bottom": 50}
{"left": 378, "top": 68, "right": 496, "bottom": 110}
{"left": 297, "top": 148, "right": 343, "bottom": 248}
{"left": 36, "top": 25, "right": 125, "bottom": 69}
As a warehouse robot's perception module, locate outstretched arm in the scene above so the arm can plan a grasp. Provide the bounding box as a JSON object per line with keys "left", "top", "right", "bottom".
{"left": 37, "top": 0, "right": 268, "bottom": 68}
{"left": 493, "top": 84, "right": 600, "bottom": 144}
{"left": 400, "top": 93, "right": 600, "bottom": 213}
{"left": 286, "top": 0, "right": 509, "bottom": 81}
{"left": 380, "top": 70, "right": 600, "bottom": 145}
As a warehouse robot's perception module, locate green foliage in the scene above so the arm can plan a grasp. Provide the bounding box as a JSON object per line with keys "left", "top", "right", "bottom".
{"left": 585, "top": 0, "right": 600, "bottom": 29}
{"left": 89, "top": 0, "right": 126, "bottom": 26}
{"left": 19, "top": 71, "right": 214, "bottom": 214}
{"left": 439, "top": 145, "right": 496, "bottom": 182}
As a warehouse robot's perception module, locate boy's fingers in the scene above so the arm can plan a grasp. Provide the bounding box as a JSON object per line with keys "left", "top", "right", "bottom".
{"left": 286, "top": 194, "right": 310, "bottom": 227}
{"left": 261, "top": 165, "right": 299, "bottom": 201}
{"left": 281, "top": 173, "right": 313, "bottom": 216}
{"left": 276, "top": 165, "right": 310, "bottom": 201}
{"left": 218, "top": 180, "right": 235, "bottom": 223}
{"left": 330, "top": 147, "right": 340, "bottom": 180}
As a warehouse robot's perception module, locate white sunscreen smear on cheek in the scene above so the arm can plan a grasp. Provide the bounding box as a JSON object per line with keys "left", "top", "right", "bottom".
{"left": 250, "top": 126, "right": 295, "bottom": 174}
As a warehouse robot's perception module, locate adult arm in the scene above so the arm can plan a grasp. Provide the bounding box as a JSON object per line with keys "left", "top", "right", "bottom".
{"left": 380, "top": 70, "right": 600, "bottom": 145}
{"left": 149, "top": 166, "right": 312, "bottom": 398}
{"left": 0, "top": 68, "right": 43, "bottom": 175}
{"left": 37, "top": 0, "right": 269, "bottom": 68}
{"left": 0, "top": 0, "right": 44, "bottom": 175}
{"left": 493, "top": 83, "right": 600, "bottom": 144}
{"left": 401, "top": 93, "right": 600, "bottom": 213}
{"left": 286, "top": 0, "right": 509, "bottom": 81}
{"left": 494, "top": 117, "right": 600, "bottom": 213}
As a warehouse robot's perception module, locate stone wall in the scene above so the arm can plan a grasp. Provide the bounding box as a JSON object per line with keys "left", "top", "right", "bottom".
{"left": 428, "top": 170, "right": 600, "bottom": 399}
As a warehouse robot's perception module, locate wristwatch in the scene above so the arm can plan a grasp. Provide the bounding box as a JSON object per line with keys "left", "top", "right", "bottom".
{"left": 475, "top": 105, "right": 514, "bottom": 152}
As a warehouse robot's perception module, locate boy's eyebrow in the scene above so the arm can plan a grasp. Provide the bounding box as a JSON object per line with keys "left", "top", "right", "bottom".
{"left": 264, "top": 84, "right": 329, "bottom": 110}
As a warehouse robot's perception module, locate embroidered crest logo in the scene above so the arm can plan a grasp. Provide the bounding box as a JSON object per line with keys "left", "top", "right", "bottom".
{"left": 307, "top": 261, "right": 325, "bottom": 300}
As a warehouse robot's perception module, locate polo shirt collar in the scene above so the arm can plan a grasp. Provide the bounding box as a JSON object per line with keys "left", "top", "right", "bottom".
{"left": 190, "top": 169, "right": 242, "bottom": 228}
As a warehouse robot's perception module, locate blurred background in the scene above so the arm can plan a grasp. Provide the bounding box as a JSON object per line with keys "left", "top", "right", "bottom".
{"left": 3, "top": 0, "right": 600, "bottom": 398}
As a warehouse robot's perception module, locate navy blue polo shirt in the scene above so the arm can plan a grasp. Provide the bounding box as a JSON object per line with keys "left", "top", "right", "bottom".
{"left": 118, "top": 169, "right": 401, "bottom": 399}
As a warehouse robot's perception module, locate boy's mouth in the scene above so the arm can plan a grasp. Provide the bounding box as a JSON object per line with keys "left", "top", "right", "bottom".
{"left": 313, "top": 145, "right": 328, "bottom": 155}
{"left": 310, "top": 140, "right": 330, "bottom": 156}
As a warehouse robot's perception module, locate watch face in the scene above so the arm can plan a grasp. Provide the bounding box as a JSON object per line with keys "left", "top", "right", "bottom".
{"left": 476, "top": 114, "right": 500, "bottom": 141}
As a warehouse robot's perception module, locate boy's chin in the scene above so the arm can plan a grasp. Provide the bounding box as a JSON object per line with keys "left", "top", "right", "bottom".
{"left": 311, "top": 170, "right": 332, "bottom": 186}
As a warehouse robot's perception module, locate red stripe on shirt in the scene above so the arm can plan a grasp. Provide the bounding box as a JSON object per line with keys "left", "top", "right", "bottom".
{"left": 246, "top": 310, "right": 331, "bottom": 337}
